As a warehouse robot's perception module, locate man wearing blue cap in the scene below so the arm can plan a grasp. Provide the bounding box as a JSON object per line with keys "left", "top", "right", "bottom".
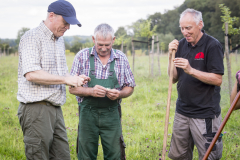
{"left": 17, "top": 1, "right": 89, "bottom": 160}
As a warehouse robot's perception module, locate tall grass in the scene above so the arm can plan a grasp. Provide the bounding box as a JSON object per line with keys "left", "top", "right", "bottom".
{"left": 0, "top": 53, "right": 240, "bottom": 160}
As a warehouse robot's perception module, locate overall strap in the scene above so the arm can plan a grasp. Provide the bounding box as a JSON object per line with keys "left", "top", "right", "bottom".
{"left": 109, "top": 49, "right": 117, "bottom": 76}
{"left": 89, "top": 47, "right": 95, "bottom": 75}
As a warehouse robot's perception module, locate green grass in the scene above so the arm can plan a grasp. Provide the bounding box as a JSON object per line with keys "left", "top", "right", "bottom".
{"left": 0, "top": 54, "right": 240, "bottom": 160}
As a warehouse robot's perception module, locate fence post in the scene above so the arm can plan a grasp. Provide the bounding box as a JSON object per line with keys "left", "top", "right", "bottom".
{"left": 236, "top": 44, "right": 238, "bottom": 64}
{"left": 225, "top": 22, "right": 232, "bottom": 95}
{"left": 121, "top": 41, "right": 123, "bottom": 52}
{"left": 131, "top": 37, "right": 135, "bottom": 72}
{"left": 157, "top": 36, "right": 161, "bottom": 76}
{"left": 151, "top": 35, "right": 154, "bottom": 77}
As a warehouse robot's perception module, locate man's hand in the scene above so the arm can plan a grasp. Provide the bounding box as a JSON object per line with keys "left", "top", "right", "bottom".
{"left": 168, "top": 39, "right": 179, "bottom": 56}
{"left": 64, "top": 75, "right": 84, "bottom": 87}
{"left": 106, "top": 89, "right": 120, "bottom": 100}
{"left": 79, "top": 74, "right": 91, "bottom": 85}
{"left": 236, "top": 70, "right": 240, "bottom": 92}
{"left": 91, "top": 85, "right": 107, "bottom": 97}
{"left": 174, "top": 58, "right": 193, "bottom": 75}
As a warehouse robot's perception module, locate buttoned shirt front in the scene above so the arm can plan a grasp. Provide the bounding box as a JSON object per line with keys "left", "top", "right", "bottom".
{"left": 17, "top": 22, "right": 68, "bottom": 106}
{"left": 70, "top": 46, "right": 136, "bottom": 103}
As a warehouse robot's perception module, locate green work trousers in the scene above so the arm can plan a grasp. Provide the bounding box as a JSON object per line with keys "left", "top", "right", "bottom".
{"left": 18, "top": 102, "right": 71, "bottom": 160}
{"left": 78, "top": 102, "right": 122, "bottom": 160}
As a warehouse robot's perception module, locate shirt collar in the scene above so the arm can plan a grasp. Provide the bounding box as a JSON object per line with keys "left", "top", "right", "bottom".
{"left": 187, "top": 30, "right": 206, "bottom": 47}
{"left": 39, "top": 21, "right": 56, "bottom": 41}
{"left": 90, "top": 46, "right": 120, "bottom": 61}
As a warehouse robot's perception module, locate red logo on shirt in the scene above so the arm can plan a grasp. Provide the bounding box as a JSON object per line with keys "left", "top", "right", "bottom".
{"left": 195, "top": 52, "right": 204, "bottom": 60}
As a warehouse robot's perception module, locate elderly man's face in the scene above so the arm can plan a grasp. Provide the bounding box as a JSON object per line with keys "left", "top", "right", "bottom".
{"left": 92, "top": 35, "right": 115, "bottom": 57}
{"left": 52, "top": 13, "right": 70, "bottom": 38}
{"left": 179, "top": 13, "right": 203, "bottom": 46}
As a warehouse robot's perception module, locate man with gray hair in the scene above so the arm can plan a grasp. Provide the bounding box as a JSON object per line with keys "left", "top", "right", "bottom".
{"left": 168, "top": 8, "right": 224, "bottom": 159}
{"left": 17, "top": 0, "right": 90, "bottom": 159}
{"left": 69, "top": 23, "right": 135, "bottom": 159}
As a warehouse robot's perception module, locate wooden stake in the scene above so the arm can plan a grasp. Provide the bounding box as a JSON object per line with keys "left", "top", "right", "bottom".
{"left": 131, "top": 37, "right": 135, "bottom": 72}
{"left": 162, "top": 50, "right": 176, "bottom": 160}
{"left": 151, "top": 35, "right": 154, "bottom": 77}
{"left": 148, "top": 40, "right": 150, "bottom": 75}
{"left": 121, "top": 41, "right": 123, "bottom": 52}
{"left": 225, "top": 22, "right": 232, "bottom": 95}
{"left": 157, "top": 36, "right": 161, "bottom": 76}
{"left": 203, "top": 91, "right": 240, "bottom": 160}
{"left": 235, "top": 44, "right": 238, "bottom": 64}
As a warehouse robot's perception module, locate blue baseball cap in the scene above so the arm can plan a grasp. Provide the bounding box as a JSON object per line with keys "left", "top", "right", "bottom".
{"left": 48, "top": 0, "right": 81, "bottom": 27}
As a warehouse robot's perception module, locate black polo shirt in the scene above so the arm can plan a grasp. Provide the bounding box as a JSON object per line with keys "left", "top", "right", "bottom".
{"left": 175, "top": 31, "right": 224, "bottom": 119}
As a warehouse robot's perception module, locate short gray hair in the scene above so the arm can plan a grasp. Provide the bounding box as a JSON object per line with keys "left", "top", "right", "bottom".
{"left": 94, "top": 23, "right": 115, "bottom": 40}
{"left": 179, "top": 8, "right": 204, "bottom": 27}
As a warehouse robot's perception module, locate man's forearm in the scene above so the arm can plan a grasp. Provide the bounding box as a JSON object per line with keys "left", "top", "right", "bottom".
{"left": 189, "top": 68, "right": 222, "bottom": 86}
{"left": 25, "top": 70, "right": 66, "bottom": 85}
{"left": 168, "top": 54, "right": 178, "bottom": 83}
{"left": 69, "top": 86, "right": 93, "bottom": 97}
{"left": 119, "top": 86, "right": 134, "bottom": 99}
{"left": 230, "top": 81, "right": 240, "bottom": 110}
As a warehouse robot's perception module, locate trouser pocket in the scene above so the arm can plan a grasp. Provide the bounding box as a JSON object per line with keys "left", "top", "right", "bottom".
{"left": 204, "top": 134, "right": 223, "bottom": 160}
{"left": 120, "top": 135, "right": 126, "bottom": 160}
{"left": 24, "top": 136, "right": 42, "bottom": 160}
{"left": 203, "top": 116, "right": 223, "bottom": 160}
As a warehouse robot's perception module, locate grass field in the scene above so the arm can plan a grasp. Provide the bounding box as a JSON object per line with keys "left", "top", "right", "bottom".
{"left": 0, "top": 53, "right": 240, "bottom": 160}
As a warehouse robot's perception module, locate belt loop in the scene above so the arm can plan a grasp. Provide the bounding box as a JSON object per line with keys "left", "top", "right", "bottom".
{"left": 89, "top": 106, "right": 91, "bottom": 110}
{"left": 109, "top": 107, "right": 111, "bottom": 111}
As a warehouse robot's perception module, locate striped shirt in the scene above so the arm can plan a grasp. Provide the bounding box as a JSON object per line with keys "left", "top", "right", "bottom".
{"left": 70, "top": 46, "right": 136, "bottom": 103}
{"left": 17, "top": 22, "right": 68, "bottom": 106}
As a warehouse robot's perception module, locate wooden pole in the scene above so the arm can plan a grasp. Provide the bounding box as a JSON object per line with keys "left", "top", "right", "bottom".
{"left": 225, "top": 22, "right": 233, "bottom": 95}
{"left": 125, "top": 46, "right": 127, "bottom": 57}
{"left": 151, "top": 35, "right": 154, "bottom": 77}
{"left": 203, "top": 91, "right": 240, "bottom": 160}
{"left": 157, "top": 36, "right": 161, "bottom": 76}
{"left": 162, "top": 50, "right": 176, "bottom": 160}
{"left": 3, "top": 45, "right": 6, "bottom": 56}
{"left": 148, "top": 39, "right": 150, "bottom": 75}
{"left": 235, "top": 44, "right": 238, "bottom": 64}
{"left": 131, "top": 37, "right": 135, "bottom": 72}
{"left": 121, "top": 41, "right": 123, "bottom": 52}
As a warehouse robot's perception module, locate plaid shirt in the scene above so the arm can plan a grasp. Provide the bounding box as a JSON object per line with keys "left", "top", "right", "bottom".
{"left": 17, "top": 22, "right": 68, "bottom": 106}
{"left": 70, "top": 46, "right": 136, "bottom": 103}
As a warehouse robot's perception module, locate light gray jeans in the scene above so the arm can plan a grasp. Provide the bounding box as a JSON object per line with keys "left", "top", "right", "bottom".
{"left": 168, "top": 112, "right": 223, "bottom": 160}
{"left": 18, "top": 102, "right": 71, "bottom": 160}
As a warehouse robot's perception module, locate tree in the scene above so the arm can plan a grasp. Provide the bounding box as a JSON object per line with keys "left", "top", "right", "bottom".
{"left": 70, "top": 36, "right": 83, "bottom": 54}
{"left": 157, "top": 33, "right": 174, "bottom": 53}
{"left": 114, "top": 26, "right": 131, "bottom": 52}
{"left": 160, "top": 42, "right": 166, "bottom": 54}
{"left": 16, "top": 27, "right": 30, "bottom": 45}
{"left": 219, "top": 4, "right": 240, "bottom": 51}
{"left": 115, "top": 27, "right": 128, "bottom": 38}
{"left": 219, "top": 3, "right": 240, "bottom": 95}
{"left": 1, "top": 43, "right": 9, "bottom": 55}
{"left": 131, "top": 19, "right": 157, "bottom": 76}
{"left": 134, "top": 19, "right": 157, "bottom": 38}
